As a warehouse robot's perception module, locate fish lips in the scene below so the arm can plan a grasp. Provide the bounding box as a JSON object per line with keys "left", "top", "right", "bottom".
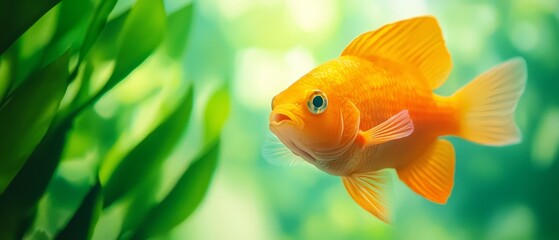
{"left": 269, "top": 108, "right": 305, "bottom": 130}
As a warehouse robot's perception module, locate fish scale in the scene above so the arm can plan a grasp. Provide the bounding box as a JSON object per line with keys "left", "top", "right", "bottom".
{"left": 308, "top": 56, "right": 456, "bottom": 174}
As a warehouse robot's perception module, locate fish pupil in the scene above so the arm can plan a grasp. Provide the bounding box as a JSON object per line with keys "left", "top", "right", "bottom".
{"left": 313, "top": 95, "right": 324, "bottom": 108}
{"left": 307, "top": 90, "right": 327, "bottom": 114}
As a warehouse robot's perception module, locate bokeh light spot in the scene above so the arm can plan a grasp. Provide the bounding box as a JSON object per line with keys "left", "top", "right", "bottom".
{"left": 531, "top": 107, "right": 559, "bottom": 169}
{"left": 510, "top": 21, "right": 540, "bottom": 52}
{"left": 233, "top": 47, "right": 316, "bottom": 110}
{"left": 486, "top": 205, "right": 536, "bottom": 240}
{"left": 287, "top": 0, "right": 336, "bottom": 32}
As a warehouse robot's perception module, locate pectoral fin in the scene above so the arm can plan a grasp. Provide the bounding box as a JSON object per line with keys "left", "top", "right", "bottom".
{"left": 357, "top": 110, "right": 414, "bottom": 148}
{"left": 396, "top": 139, "right": 455, "bottom": 204}
{"left": 342, "top": 170, "right": 393, "bottom": 223}
{"left": 262, "top": 133, "right": 304, "bottom": 166}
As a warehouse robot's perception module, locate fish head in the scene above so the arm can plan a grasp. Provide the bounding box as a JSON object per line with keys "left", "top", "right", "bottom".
{"left": 269, "top": 66, "right": 360, "bottom": 164}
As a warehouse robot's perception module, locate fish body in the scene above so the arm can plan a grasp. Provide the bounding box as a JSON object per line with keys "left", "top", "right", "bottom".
{"left": 286, "top": 56, "right": 457, "bottom": 176}
{"left": 265, "top": 16, "right": 526, "bottom": 223}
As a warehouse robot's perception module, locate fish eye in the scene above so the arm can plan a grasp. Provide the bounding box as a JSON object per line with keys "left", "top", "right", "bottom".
{"left": 307, "top": 90, "right": 327, "bottom": 114}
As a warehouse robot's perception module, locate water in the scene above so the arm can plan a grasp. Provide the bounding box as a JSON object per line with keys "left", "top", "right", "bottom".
{"left": 3, "top": 0, "right": 557, "bottom": 239}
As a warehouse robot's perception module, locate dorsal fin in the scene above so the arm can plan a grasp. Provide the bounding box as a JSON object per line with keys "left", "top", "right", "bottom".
{"left": 341, "top": 16, "right": 452, "bottom": 89}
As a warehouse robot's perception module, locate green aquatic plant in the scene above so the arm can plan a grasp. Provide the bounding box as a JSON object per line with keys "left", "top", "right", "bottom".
{"left": 0, "top": 0, "right": 229, "bottom": 239}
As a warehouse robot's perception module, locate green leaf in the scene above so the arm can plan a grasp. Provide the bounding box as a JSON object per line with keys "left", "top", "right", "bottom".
{"left": 78, "top": 0, "right": 118, "bottom": 63}
{"left": 131, "top": 140, "right": 222, "bottom": 239}
{"left": 43, "top": 0, "right": 95, "bottom": 65}
{"left": 69, "top": 62, "right": 94, "bottom": 111}
{"left": 102, "top": 86, "right": 194, "bottom": 207}
{"left": 55, "top": 10, "right": 130, "bottom": 122}
{"left": 0, "top": 55, "right": 10, "bottom": 100}
{"left": 119, "top": 167, "right": 161, "bottom": 236}
{"left": 51, "top": 0, "right": 93, "bottom": 41}
{"left": 163, "top": 3, "right": 194, "bottom": 59}
{"left": 0, "top": 0, "right": 61, "bottom": 54}
{"left": 0, "top": 119, "right": 71, "bottom": 239}
{"left": 127, "top": 87, "right": 230, "bottom": 238}
{"left": 66, "top": 0, "right": 166, "bottom": 119}
{"left": 3, "top": 7, "right": 59, "bottom": 95}
{"left": 55, "top": 179, "right": 103, "bottom": 240}
{"left": 204, "top": 86, "right": 231, "bottom": 144}
{"left": 104, "top": 0, "right": 166, "bottom": 93}
{"left": 81, "top": 8, "right": 130, "bottom": 66}
{"left": 25, "top": 229, "right": 50, "bottom": 240}
{"left": 0, "top": 52, "right": 69, "bottom": 193}
{"left": 67, "top": 0, "right": 118, "bottom": 81}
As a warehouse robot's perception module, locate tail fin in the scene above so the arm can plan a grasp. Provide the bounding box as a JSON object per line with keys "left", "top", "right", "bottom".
{"left": 453, "top": 58, "right": 527, "bottom": 146}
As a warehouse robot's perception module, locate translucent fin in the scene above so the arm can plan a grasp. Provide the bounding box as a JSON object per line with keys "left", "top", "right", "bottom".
{"left": 396, "top": 139, "right": 455, "bottom": 204}
{"left": 453, "top": 58, "right": 527, "bottom": 146}
{"left": 357, "top": 110, "right": 414, "bottom": 148}
{"left": 342, "top": 170, "right": 393, "bottom": 223}
{"left": 341, "top": 16, "right": 452, "bottom": 89}
{"left": 262, "top": 133, "right": 304, "bottom": 166}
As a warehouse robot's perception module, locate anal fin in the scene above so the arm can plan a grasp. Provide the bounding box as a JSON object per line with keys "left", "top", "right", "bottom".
{"left": 342, "top": 170, "right": 393, "bottom": 223}
{"left": 396, "top": 139, "right": 455, "bottom": 204}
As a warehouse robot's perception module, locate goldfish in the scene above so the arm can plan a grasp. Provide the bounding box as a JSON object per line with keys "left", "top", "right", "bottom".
{"left": 263, "top": 16, "right": 526, "bottom": 223}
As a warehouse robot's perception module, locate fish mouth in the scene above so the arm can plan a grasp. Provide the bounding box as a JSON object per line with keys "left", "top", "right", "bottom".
{"left": 269, "top": 109, "right": 304, "bottom": 129}
{"left": 271, "top": 113, "right": 291, "bottom": 123}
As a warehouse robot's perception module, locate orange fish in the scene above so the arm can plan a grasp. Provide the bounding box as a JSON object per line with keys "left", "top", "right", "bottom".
{"left": 264, "top": 16, "right": 526, "bottom": 223}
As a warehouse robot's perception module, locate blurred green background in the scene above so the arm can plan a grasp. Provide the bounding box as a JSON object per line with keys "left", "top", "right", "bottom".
{"left": 1, "top": 0, "right": 558, "bottom": 239}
